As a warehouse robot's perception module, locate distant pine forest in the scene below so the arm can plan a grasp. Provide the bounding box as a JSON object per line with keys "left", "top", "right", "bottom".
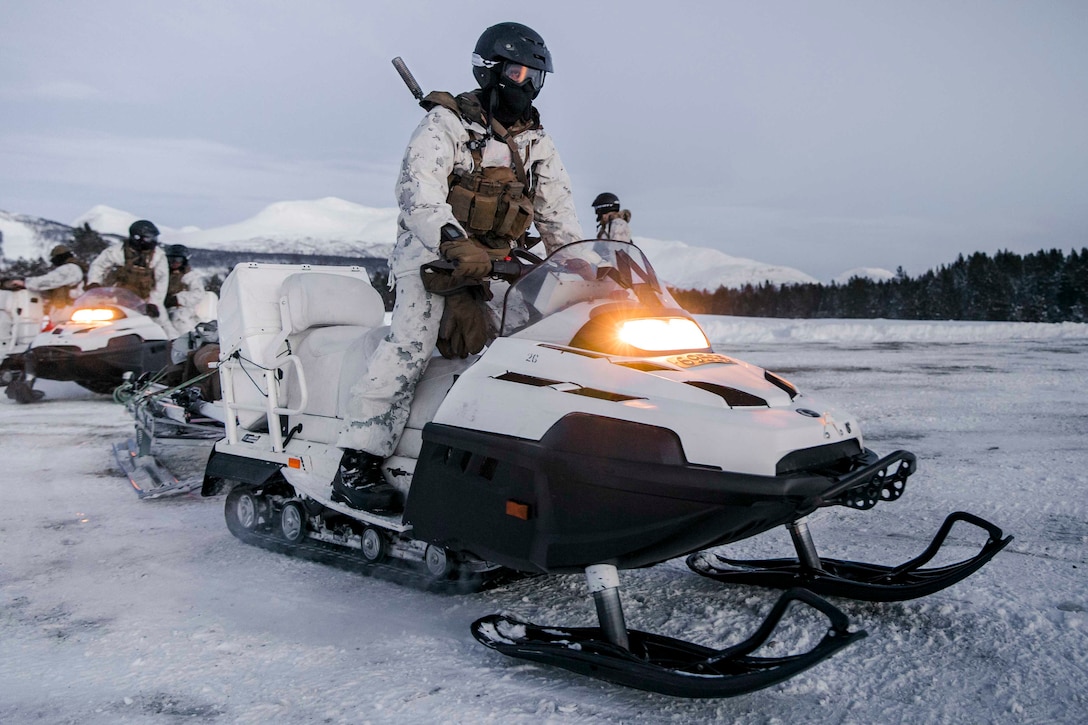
{"left": 670, "top": 248, "right": 1088, "bottom": 324}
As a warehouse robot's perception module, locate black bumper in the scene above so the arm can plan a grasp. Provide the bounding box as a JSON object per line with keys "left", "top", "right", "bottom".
{"left": 404, "top": 414, "right": 893, "bottom": 574}
{"left": 27, "top": 334, "right": 171, "bottom": 384}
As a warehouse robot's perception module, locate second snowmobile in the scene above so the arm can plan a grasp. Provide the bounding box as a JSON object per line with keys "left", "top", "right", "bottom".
{"left": 6, "top": 286, "right": 193, "bottom": 403}
{"left": 200, "top": 241, "right": 1010, "bottom": 698}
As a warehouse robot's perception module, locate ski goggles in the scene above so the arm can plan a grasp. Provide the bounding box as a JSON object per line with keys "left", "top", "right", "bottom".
{"left": 473, "top": 53, "right": 546, "bottom": 88}
{"left": 130, "top": 233, "right": 158, "bottom": 247}
{"left": 501, "top": 62, "right": 545, "bottom": 88}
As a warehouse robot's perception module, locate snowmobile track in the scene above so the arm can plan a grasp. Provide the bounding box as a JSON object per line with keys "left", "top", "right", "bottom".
{"left": 222, "top": 499, "right": 526, "bottom": 595}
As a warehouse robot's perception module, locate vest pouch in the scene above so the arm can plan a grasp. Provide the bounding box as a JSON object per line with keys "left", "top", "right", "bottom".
{"left": 468, "top": 194, "right": 498, "bottom": 233}
{"left": 447, "top": 185, "right": 475, "bottom": 227}
{"left": 104, "top": 253, "right": 154, "bottom": 300}
{"left": 494, "top": 182, "right": 533, "bottom": 238}
{"left": 467, "top": 178, "right": 502, "bottom": 233}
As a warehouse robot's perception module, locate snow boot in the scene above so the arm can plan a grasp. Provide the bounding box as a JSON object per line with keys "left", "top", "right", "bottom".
{"left": 331, "top": 450, "right": 401, "bottom": 512}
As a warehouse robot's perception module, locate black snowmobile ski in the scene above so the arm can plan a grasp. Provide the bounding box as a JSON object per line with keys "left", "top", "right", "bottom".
{"left": 688, "top": 511, "right": 1012, "bottom": 602}
{"left": 472, "top": 587, "right": 865, "bottom": 698}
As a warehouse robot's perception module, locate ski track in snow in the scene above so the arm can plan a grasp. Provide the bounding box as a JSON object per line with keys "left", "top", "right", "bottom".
{"left": 1, "top": 333, "right": 1086, "bottom": 723}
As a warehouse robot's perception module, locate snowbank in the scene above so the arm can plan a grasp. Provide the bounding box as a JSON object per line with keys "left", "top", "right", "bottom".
{"left": 697, "top": 315, "right": 1088, "bottom": 345}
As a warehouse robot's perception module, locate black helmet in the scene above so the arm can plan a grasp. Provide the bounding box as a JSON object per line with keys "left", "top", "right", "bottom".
{"left": 164, "top": 244, "right": 189, "bottom": 264}
{"left": 592, "top": 192, "right": 621, "bottom": 217}
{"left": 49, "top": 244, "right": 74, "bottom": 266}
{"left": 472, "top": 22, "right": 553, "bottom": 91}
{"left": 128, "top": 219, "right": 160, "bottom": 250}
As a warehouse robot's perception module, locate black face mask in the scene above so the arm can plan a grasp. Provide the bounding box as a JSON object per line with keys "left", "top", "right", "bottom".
{"left": 492, "top": 81, "right": 537, "bottom": 124}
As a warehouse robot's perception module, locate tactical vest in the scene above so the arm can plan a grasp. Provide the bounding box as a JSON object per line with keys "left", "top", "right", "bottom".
{"left": 41, "top": 287, "right": 71, "bottom": 312}
{"left": 596, "top": 209, "right": 632, "bottom": 240}
{"left": 42, "top": 261, "right": 87, "bottom": 312}
{"left": 103, "top": 244, "right": 155, "bottom": 300}
{"left": 422, "top": 91, "right": 536, "bottom": 250}
{"left": 167, "top": 268, "right": 189, "bottom": 299}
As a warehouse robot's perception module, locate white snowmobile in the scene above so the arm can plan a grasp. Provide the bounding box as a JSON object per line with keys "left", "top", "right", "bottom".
{"left": 1, "top": 286, "right": 46, "bottom": 398}
{"left": 200, "top": 241, "right": 1010, "bottom": 698}
{"left": 6, "top": 286, "right": 172, "bottom": 403}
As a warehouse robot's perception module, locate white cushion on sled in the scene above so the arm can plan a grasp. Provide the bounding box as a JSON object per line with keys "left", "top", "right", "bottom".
{"left": 281, "top": 273, "right": 384, "bottom": 333}
{"left": 285, "top": 326, "right": 370, "bottom": 417}
{"left": 281, "top": 325, "right": 388, "bottom": 444}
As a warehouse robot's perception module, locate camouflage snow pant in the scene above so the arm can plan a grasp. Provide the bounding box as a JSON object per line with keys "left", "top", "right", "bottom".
{"left": 336, "top": 273, "right": 443, "bottom": 457}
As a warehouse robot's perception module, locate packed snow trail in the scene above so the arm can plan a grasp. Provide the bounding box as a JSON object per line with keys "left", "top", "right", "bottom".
{"left": 1, "top": 331, "right": 1086, "bottom": 723}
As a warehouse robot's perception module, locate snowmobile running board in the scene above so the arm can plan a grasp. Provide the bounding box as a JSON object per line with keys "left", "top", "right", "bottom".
{"left": 687, "top": 511, "right": 1013, "bottom": 602}
{"left": 112, "top": 438, "right": 203, "bottom": 499}
{"left": 472, "top": 587, "right": 865, "bottom": 698}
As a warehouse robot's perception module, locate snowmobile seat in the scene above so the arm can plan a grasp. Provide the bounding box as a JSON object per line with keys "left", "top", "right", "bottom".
{"left": 216, "top": 263, "right": 377, "bottom": 436}
{"left": 276, "top": 272, "right": 386, "bottom": 443}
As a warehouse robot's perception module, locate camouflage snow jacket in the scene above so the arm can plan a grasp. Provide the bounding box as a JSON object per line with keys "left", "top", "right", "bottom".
{"left": 390, "top": 94, "right": 583, "bottom": 278}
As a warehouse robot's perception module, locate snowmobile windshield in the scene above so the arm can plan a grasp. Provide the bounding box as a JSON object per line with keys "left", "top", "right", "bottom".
{"left": 500, "top": 240, "right": 687, "bottom": 341}
{"left": 69, "top": 287, "right": 149, "bottom": 317}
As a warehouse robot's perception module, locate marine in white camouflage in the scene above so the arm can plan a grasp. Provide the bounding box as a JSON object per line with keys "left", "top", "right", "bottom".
{"left": 336, "top": 22, "right": 582, "bottom": 467}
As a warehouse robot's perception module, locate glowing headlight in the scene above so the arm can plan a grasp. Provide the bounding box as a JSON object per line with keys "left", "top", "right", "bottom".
{"left": 70, "top": 307, "right": 120, "bottom": 324}
{"left": 617, "top": 318, "right": 709, "bottom": 352}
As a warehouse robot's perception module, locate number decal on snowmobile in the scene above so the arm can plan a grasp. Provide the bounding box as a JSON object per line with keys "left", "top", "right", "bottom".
{"left": 667, "top": 352, "right": 734, "bottom": 368}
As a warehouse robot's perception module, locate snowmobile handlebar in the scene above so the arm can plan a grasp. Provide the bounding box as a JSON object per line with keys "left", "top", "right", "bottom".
{"left": 422, "top": 256, "right": 528, "bottom": 282}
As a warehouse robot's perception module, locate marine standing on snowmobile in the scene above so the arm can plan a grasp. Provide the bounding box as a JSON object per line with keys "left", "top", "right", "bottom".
{"left": 332, "top": 21, "right": 583, "bottom": 510}
{"left": 592, "top": 192, "right": 632, "bottom": 242}
{"left": 86, "top": 219, "right": 173, "bottom": 335}
{"left": 162, "top": 244, "right": 206, "bottom": 338}
{"left": 2, "top": 244, "right": 86, "bottom": 315}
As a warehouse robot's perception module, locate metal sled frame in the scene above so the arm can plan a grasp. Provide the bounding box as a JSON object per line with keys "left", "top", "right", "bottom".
{"left": 688, "top": 511, "right": 1013, "bottom": 602}
{"left": 114, "top": 376, "right": 223, "bottom": 499}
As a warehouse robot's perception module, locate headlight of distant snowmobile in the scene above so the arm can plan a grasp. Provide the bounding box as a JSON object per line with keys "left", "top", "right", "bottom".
{"left": 616, "top": 318, "right": 710, "bottom": 352}
{"left": 70, "top": 307, "right": 123, "bottom": 324}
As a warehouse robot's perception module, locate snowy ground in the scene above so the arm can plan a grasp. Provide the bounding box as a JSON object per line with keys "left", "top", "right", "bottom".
{"left": 1, "top": 318, "right": 1086, "bottom": 724}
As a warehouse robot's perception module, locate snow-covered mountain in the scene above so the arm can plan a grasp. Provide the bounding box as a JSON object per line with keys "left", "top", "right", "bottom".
{"left": 832, "top": 266, "right": 896, "bottom": 284}
{"left": 5, "top": 199, "right": 816, "bottom": 289}
{"left": 634, "top": 236, "right": 816, "bottom": 290}
{"left": 0, "top": 210, "right": 82, "bottom": 261}
{"left": 70, "top": 198, "right": 396, "bottom": 259}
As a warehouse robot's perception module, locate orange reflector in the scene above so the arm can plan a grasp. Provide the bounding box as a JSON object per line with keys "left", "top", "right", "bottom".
{"left": 288, "top": 458, "right": 302, "bottom": 469}
{"left": 505, "top": 500, "right": 531, "bottom": 520}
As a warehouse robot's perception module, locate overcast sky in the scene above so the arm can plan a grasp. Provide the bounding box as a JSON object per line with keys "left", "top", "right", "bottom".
{"left": 2, "top": 1, "right": 1085, "bottom": 280}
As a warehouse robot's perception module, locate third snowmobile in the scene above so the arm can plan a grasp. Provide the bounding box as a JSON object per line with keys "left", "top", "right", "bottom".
{"left": 199, "top": 241, "right": 1010, "bottom": 698}
{"left": 1, "top": 286, "right": 45, "bottom": 397}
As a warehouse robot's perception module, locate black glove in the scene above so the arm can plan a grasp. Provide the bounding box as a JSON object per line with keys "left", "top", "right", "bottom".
{"left": 164, "top": 294, "right": 178, "bottom": 308}
{"left": 439, "top": 225, "right": 491, "bottom": 281}
{"left": 145, "top": 303, "right": 160, "bottom": 318}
